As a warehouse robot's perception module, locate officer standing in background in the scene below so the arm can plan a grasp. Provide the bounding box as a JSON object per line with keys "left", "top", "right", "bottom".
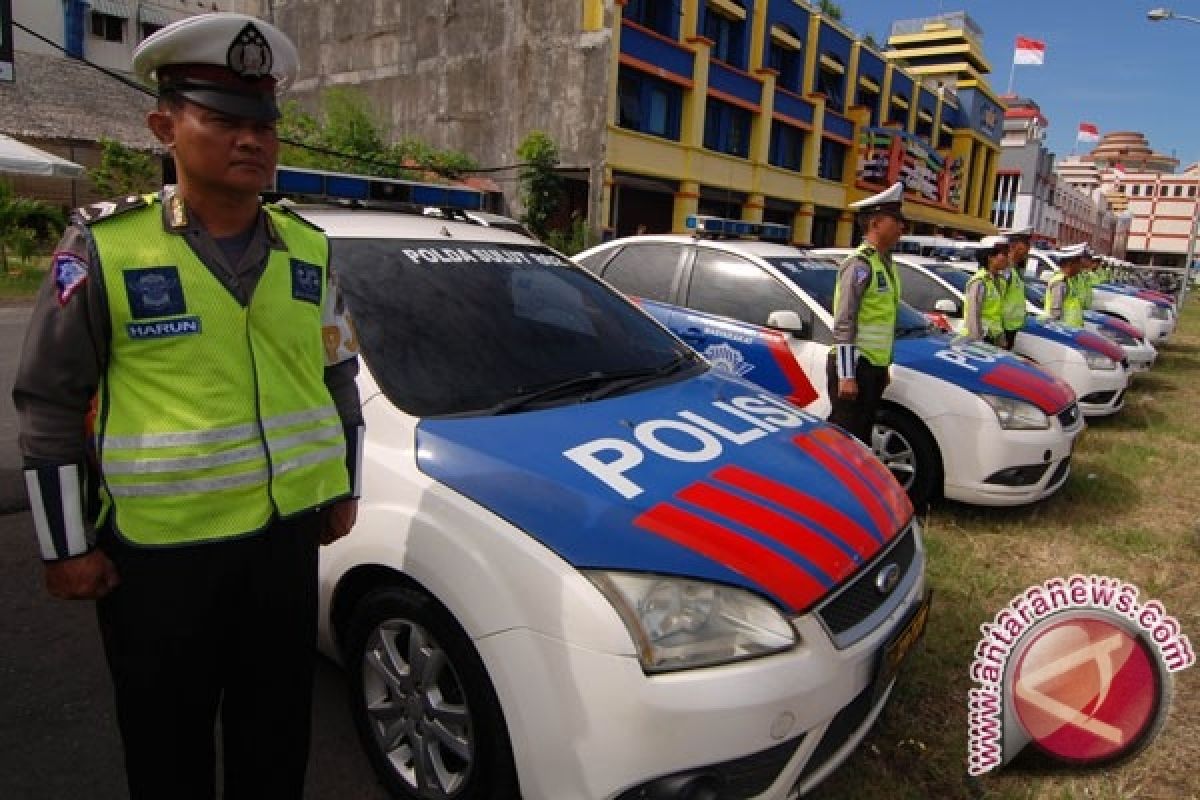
{"left": 963, "top": 235, "right": 1009, "bottom": 346}
{"left": 1043, "top": 243, "right": 1089, "bottom": 327}
{"left": 12, "top": 13, "right": 363, "bottom": 799}
{"left": 1001, "top": 225, "right": 1034, "bottom": 349}
{"left": 828, "top": 182, "right": 905, "bottom": 444}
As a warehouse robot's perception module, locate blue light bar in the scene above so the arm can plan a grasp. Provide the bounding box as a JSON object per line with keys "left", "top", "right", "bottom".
{"left": 685, "top": 215, "right": 792, "bottom": 242}
{"left": 269, "top": 166, "right": 486, "bottom": 211}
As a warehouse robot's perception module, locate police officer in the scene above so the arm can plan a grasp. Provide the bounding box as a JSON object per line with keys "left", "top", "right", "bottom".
{"left": 828, "top": 182, "right": 905, "bottom": 444}
{"left": 963, "top": 235, "right": 1009, "bottom": 346}
{"left": 1001, "top": 225, "right": 1034, "bottom": 349}
{"left": 12, "top": 13, "right": 363, "bottom": 799}
{"left": 1043, "top": 243, "right": 1089, "bottom": 327}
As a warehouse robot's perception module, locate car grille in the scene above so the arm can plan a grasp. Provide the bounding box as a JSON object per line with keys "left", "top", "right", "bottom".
{"left": 1081, "top": 390, "right": 1117, "bottom": 405}
{"left": 1046, "top": 457, "right": 1071, "bottom": 489}
{"left": 817, "top": 526, "right": 917, "bottom": 642}
{"left": 1057, "top": 403, "right": 1081, "bottom": 429}
{"left": 793, "top": 678, "right": 879, "bottom": 790}
{"left": 614, "top": 736, "right": 803, "bottom": 800}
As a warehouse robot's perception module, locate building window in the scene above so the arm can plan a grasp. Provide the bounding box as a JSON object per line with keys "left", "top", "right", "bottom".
{"left": 767, "top": 42, "right": 802, "bottom": 93}
{"left": 1189, "top": 186, "right": 1197, "bottom": 197}
{"left": 91, "top": 12, "right": 125, "bottom": 42}
{"left": 769, "top": 122, "right": 805, "bottom": 172}
{"left": 1160, "top": 184, "right": 1170, "bottom": 196}
{"left": 703, "top": 97, "right": 752, "bottom": 158}
{"left": 816, "top": 58, "right": 845, "bottom": 110}
{"left": 141, "top": 22, "right": 163, "bottom": 40}
{"left": 818, "top": 137, "right": 846, "bottom": 181}
{"left": 856, "top": 86, "right": 880, "bottom": 126}
{"left": 915, "top": 115, "right": 933, "bottom": 141}
{"left": 704, "top": 4, "right": 746, "bottom": 68}
{"left": 888, "top": 99, "right": 908, "bottom": 128}
{"left": 1130, "top": 185, "right": 1140, "bottom": 196}
{"left": 1175, "top": 185, "right": 1184, "bottom": 197}
{"left": 624, "top": 0, "right": 678, "bottom": 38}
{"left": 617, "top": 67, "right": 683, "bottom": 141}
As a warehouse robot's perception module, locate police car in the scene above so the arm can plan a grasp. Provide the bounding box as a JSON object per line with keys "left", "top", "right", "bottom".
{"left": 577, "top": 225, "right": 1083, "bottom": 509}
{"left": 276, "top": 170, "right": 928, "bottom": 799}
{"left": 824, "top": 251, "right": 1132, "bottom": 418}
{"left": 1023, "top": 250, "right": 1176, "bottom": 344}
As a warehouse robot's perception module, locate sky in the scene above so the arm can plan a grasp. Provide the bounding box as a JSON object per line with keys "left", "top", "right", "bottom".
{"left": 842, "top": 1, "right": 1200, "bottom": 171}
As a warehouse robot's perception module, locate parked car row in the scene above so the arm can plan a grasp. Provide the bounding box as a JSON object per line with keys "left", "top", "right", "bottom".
{"left": 267, "top": 170, "right": 930, "bottom": 800}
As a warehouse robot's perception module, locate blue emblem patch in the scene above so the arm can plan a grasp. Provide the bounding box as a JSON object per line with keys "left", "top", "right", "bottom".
{"left": 124, "top": 267, "right": 185, "bottom": 319}
{"left": 853, "top": 266, "right": 870, "bottom": 286}
{"left": 52, "top": 251, "right": 89, "bottom": 306}
{"left": 291, "top": 259, "right": 322, "bottom": 305}
{"left": 126, "top": 316, "right": 202, "bottom": 340}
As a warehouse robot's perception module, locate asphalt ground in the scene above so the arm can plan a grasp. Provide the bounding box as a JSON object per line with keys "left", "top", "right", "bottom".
{"left": 0, "top": 301, "right": 389, "bottom": 799}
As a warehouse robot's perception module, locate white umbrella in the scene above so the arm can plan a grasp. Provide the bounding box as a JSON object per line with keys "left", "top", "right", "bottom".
{"left": 0, "top": 133, "right": 85, "bottom": 178}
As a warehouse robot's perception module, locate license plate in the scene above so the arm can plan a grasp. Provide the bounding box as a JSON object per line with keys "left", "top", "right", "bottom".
{"left": 874, "top": 590, "right": 932, "bottom": 700}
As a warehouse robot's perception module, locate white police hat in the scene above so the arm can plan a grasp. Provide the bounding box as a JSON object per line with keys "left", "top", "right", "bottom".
{"left": 1004, "top": 225, "right": 1034, "bottom": 239}
{"left": 133, "top": 13, "right": 298, "bottom": 121}
{"left": 1056, "top": 243, "right": 1089, "bottom": 262}
{"left": 849, "top": 182, "right": 906, "bottom": 221}
{"left": 980, "top": 235, "right": 1009, "bottom": 250}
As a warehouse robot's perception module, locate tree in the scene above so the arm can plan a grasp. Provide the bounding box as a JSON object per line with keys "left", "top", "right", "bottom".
{"left": 516, "top": 131, "right": 563, "bottom": 239}
{"left": 88, "top": 138, "right": 160, "bottom": 198}
{"left": 279, "top": 87, "right": 477, "bottom": 180}
{"left": 818, "top": 0, "right": 843, "bottom": 21}
{"left": 0, "top": 181, "right": 65, "bottom": 273}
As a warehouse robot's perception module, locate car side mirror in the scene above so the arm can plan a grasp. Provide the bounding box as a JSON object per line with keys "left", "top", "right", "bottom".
{"left": 934, "top": 298, "right": 959, "bottom": 315}
{"left": 767, "top": 310, "right": 811, "bottom": 338}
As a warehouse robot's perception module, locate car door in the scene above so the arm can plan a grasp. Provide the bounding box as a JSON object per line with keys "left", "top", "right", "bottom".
{"left": 682, "top": 248, "right": 830, "bottom": 403}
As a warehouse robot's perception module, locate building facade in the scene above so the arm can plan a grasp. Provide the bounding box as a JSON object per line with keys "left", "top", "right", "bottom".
{"left": 262, "top": 1, "right": 1003, "bottom": 245}
{"left": 1057, "top": 131, "right": 1198, "bottom": 267}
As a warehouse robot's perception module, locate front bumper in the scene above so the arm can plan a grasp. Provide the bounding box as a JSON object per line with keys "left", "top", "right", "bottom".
{"left": 934, "top": 405, "right": 1081, "bottom": 506}
{"left": 477, "top": 530, "right": 928, "bottom": 800}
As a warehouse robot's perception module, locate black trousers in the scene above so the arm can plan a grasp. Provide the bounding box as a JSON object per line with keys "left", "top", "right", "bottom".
{"left": 1004, "top": 329, "right": 1019, "bottom": 350}
{"left": 826, "top": 354, "right": 890, "bottom": 445}
{"left": 96, "top": 513, "right": 322, "bottom": 800}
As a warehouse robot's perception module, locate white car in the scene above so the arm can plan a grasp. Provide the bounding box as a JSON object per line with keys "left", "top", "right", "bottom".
{"left": 282, "top": 171, "right": 929, "bottom": 800}
{"left": 578, "top": 234, "right": 1084, "bottom": 508}
{"left": 823, "top": 250, "right": 1132, "bottom": 418}
{"left": 1024, "top": 250, "right": 1176, "bottom": 344}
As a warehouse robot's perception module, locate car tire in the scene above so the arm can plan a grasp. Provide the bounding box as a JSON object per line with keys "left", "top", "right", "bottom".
{"left": 872, "top": 406, "right": 941, "bottom": 510}
{"left": 344, "top": 585, "right": 518, "bottom": 800}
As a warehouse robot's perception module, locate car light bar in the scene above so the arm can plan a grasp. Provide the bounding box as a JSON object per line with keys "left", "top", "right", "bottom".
{"left": 268, "top": 166, "right": 486, "bottom": 211}
{"left": 685, "top": 215, "right": 791, "bottom": 242}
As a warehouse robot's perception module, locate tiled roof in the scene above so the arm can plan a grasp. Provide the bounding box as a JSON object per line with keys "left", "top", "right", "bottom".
{"left": 0, "top": 50, "right": 161, "bottom": 150}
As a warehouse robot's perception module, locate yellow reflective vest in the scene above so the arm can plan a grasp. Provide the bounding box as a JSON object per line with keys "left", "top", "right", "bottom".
{"left": 965, "top": 269, "right": 1005, "bottom": 340}
{"left": 1044, "top": 272, "right": 1085, "bottom": 328}
{"left": 91, "top": 198, "right": 349, "bottom": 545}
{"left": 833, "top": 244, "right": 899, "bottom": 366}
{"left": 1001, "top": 268, "right": 1027, "bottom": 332}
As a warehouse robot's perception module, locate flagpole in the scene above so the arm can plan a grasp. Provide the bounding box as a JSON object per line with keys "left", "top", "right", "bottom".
{"left": 1007, "top": 54, "right": 1017, "bottom": 94}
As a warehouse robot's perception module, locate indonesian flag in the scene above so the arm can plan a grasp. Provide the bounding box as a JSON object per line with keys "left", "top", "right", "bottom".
{"left": 1077, "top": 122, "right": 1101, "bottom": 143}
{"left": 1113, "top": 162, "right": 1126, "bottom": 183}
{"left": 1013, "top": 36, "right": 1046, "bottom": 65}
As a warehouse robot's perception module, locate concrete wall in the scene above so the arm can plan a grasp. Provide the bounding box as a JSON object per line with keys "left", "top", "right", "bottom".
{"left": 271, "top": 0, "right": 613, "bottom": 217}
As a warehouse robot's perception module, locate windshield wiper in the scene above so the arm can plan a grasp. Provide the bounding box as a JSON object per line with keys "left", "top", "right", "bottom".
{"left": 486, "top": 352, "right": 696, "bottom": 414}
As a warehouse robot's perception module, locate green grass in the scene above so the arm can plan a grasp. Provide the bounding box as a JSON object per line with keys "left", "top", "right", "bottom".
{"left": 816, "top": 296, "right": 1200, "bottom": 800}
{"left": 0, "top": 255, "right": 49, "bottom": 299}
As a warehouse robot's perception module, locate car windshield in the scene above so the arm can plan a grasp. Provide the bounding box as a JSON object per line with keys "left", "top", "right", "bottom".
{"left": 334, "top": 238, "right": 697, "bottom": 417}
{"left": 929, "top": 264, "right": 971, "bottom": 292}
{"left": 765, "top": 258, "right": 933, "bottom": 333}
{"left": 1024, "top": 279, "right": 1047, "bottom": 304}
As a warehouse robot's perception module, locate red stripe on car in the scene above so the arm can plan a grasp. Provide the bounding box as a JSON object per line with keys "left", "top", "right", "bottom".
{"left": 792, "top": 432, "right": 898, "bottom": 538}
{"left": 810, "top": 427, "right": 913, "bottom": 529}
{"left": 981, "top": 362, "right": 1074, "bottom": 414}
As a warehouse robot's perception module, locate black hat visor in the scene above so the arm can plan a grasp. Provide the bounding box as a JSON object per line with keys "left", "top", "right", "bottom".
{"left": 162, "top": 79, "right": 280, "bottom": 122}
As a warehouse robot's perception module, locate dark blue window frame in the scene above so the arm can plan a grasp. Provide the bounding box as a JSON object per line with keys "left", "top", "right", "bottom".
{"left": 624, "top": 0, "right": 680, "bottom": 39}
{"left": 704, "top": 97, "right": 753, "bottom": 158}
{"left": 818, "top": 137, "right": 847, "bottom": 182}
{"left": 703, "top": 5, "right": 747, "bottom": 68}
{"left": 816, "top": 59, "right": 846, "bottom": 111}
{"left": 617, "top": 67, "right": 684, "bottom": 141}
{"left": 769, "top": 121, "right": 805, "bottom": 172}
{"left": 767, "top": 40, "right": 802, "bottom": 93}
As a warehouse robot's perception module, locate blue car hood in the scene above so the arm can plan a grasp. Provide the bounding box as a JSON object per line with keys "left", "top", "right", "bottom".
{"left": 416, "top": 373, "right": 911, "bottom": 613}
{"left": 893, "top": 334, "right": 1075, "bottom": 413}
{"left": 1020, "top": 318, "right": 1126, "bottom": 362}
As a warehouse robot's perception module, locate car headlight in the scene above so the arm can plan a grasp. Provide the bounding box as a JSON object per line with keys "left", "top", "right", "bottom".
{"left": 586, "top": 572, "right": 796, "bottom": 673}
{"left": 1150, "top": 306, "right": 1170, "bottom": 320}
{"left": 1084, "top": 352, "right": 1117, "bottom": 370}
{"left": 980, "top": 393, "right": 1050, "bottom": 430}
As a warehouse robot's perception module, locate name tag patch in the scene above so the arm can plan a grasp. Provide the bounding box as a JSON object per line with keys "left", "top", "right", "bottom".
{"left": 876, "top": 271, "right": 890, "bottom": 292}
{"left": 125, "top": 267, "right": 186, "bottom": 319}
{"left": 291, "top": 259, "right": 322, "bottom": 305}
{"left": 127, "top": 316, "right": 202, "bottom": 340}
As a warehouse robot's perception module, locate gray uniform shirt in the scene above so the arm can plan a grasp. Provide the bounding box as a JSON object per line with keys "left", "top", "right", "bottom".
{"left": 964, "top": 275, "right": 990, "bottom": 340}
{"left": 1046, "top": 277, "right": 1067, "bottom": 319}
{"left": 13, "top": 187, "right": 363, "bottom": 468}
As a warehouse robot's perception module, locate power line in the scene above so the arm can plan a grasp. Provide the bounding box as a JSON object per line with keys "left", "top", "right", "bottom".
{"left": 10, "top": 19, "right": 537, "bottom": 180}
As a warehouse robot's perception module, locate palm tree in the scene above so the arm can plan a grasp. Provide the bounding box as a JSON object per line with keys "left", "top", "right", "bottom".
{"left": 818, "top": 0, "right": 844, "bottom": 21}
{"left": 0, "top": 181, "right": 64, "bottom": 274}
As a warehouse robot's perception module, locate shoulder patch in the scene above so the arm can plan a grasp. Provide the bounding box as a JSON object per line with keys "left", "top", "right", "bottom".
{"left": 52, "top": 251, "right": 89, "bottom": 306}
{"left": 72, "top": 194, "right": 150, "bottom": 226}
{"left": 853, "top": 264, "right": 871, "bottom": 286}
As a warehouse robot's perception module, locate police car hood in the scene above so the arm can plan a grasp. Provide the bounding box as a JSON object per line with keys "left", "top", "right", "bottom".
{"left": 1097, "top": 284, "right": 1173, "bottom": 308}
{"left": 1021, "top": 319, "right": 1126, "bottom": 362}
{"left": 416, "top": 373, "right": 912, "bottom": 614}
{"left": 893, "top": 334, "right": 1075, "bottom": 414}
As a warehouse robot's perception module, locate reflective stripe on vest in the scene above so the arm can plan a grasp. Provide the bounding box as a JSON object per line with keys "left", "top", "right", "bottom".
{"left": 965, "top": 269, "right": 1005, "bottom": 338}
{"left": 92, "top": 199, "right": 349, "bottom": 545}
{"left": 1044, "top": 272, "right": 1084, "bottom": 328}
{"left": 832, "top": 244, "right": 899, "bottom": 367}
{"left": 1001, "top": 269, "right": 1026, "bottom": 331}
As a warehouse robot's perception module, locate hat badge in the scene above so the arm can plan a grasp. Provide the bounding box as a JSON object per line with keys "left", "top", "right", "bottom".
{"left": 227, "top": 23, "right": 273, "bottom": 79}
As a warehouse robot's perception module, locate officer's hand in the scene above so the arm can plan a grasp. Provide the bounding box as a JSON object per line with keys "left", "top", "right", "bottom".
{"left": 320, "top": 498, "right": 358, "bottom": 546}
{"left": 837, "top": 377, "right": 859, "bottom": 400}
{"left": 44, "top": 550, "right": 120, "bottom": 600}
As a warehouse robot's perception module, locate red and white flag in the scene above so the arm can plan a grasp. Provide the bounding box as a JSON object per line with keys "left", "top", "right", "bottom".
{"left": 1112, "top": 162, "right": 1127, "bottom": 183}
{"left": 1077, "top": 122, "right": 1101, "bottom": 143}
{"left": 1013, "top": 36, "right": 1046, "bottom": 65}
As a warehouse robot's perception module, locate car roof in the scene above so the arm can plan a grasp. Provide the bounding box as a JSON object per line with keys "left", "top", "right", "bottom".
{"left": 597, "top": 235, "right": 820, "bottom": 261}
{"left": 290, "top": 206, "right": 542, "bottom": 246}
